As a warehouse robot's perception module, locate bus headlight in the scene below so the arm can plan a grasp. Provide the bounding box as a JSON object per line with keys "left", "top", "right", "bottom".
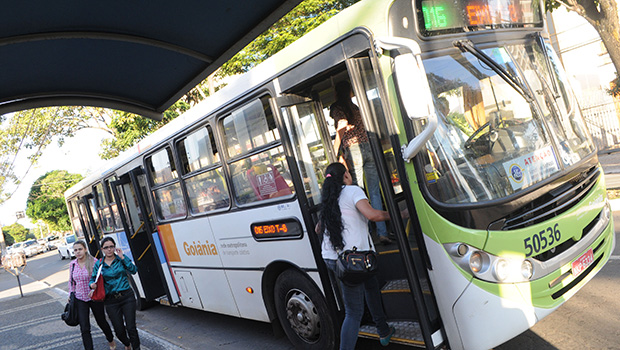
{"left": 446, "top": 242, "right": 538, "bottom": 283}
{"left": 469, "top": 251, "right": 489, "bottom": 273}
{"left": 493, "top": 259, "right": 509, "bottom": 281}
{"left": 521, "top": 260, "right": 533, "bottom": 279}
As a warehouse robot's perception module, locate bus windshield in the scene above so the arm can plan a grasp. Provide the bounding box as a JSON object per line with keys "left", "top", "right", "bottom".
{"left": 420, "top": 40, "right": 594, "bottom": 204}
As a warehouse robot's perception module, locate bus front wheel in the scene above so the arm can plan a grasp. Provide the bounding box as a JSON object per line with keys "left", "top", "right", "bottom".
{"left": 274, "top": 269, "right": 337, "bottom": 350}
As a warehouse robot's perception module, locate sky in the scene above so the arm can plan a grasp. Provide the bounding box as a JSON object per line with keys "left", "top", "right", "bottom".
{"left": 0, "top": 128, "right": 111, "bottom": 228}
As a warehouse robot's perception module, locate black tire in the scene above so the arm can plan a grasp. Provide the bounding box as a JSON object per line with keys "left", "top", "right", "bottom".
{"left": 274, "top": 269, "right": 337, "bottom": 350}
{"left": 59, "top": 250, "right": 65, "bottom": 260}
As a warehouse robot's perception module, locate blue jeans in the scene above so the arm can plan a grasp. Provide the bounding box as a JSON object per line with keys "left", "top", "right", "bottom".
{"left": 343, "top": 142, "right": 388, "bottom": 238}
{"left": 105, "top": 289, "right": 140, "bottom": 349}
{"left": 324, "top": 259, "right": 390, "bottom": 350}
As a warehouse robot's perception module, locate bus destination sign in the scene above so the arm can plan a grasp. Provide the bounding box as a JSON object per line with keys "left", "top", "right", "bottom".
{"left": 419, "top": 0, "right": 542, "bottom": 34}
{"left": 251, "top": 218, "right": 303, "bottom": 241}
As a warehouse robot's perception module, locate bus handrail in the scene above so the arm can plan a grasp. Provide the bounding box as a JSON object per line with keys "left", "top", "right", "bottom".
{"left": 375, "top": 36, "right": 438, "bottom": 162}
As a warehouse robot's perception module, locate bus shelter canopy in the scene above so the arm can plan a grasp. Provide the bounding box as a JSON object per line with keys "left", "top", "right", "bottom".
{"left": 0, "top": 1, "right": 301, "bottom": 121}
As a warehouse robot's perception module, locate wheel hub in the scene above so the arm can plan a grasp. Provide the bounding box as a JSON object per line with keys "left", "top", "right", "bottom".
{"left": 285, "top": 289, "right": 320, "bottom": 341}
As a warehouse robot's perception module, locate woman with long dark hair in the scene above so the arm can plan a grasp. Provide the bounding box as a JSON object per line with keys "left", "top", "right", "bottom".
{"left": 90, "top": 237, "right": 140, "bottom": 350}
{"left": 330, "top": 80, "right": 391, "bottom": 244}
{"left": 69, "top": 240, "right": 116, "bottom": 350}
{"left": 319, "top": 162, "right": 395, "bottom": 350}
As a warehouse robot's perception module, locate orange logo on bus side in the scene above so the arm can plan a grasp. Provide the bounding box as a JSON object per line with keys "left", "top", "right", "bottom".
{"left": 159, "top": 224, "right": 181, "bottom": 262}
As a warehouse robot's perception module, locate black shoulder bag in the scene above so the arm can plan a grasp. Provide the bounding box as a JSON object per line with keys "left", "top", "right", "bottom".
{"left": 335, "top": 234, "right": 379, "bottom": 286}
{"left": 61, "top": 264, "right": 79, "bottom": 326}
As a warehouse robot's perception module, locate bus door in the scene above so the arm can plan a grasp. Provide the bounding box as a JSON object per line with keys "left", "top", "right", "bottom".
{"left": 274, "top": 58, "right": 444, "bottom": 348}
{"left": 110, "top": 167, "right": 177, "bottom": 306}
{"left": 345, "top": 56, "right": 445, "bottom": 349}
{"left": 346, "top": 57, "right": 446, "bottom": 349}
{"left": 79, "top": 196, "right": 103, "bottom": 258}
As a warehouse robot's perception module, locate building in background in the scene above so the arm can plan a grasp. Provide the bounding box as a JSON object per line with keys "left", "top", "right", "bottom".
{"left": 546, "top": 9, "right": 620, "bottom": 150}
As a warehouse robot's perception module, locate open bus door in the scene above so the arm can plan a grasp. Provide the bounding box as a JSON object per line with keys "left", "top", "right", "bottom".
{"left": 78, "top": 197, "right": 103, "bottom": 259}
{"left": 110, "top": 167, "right": 180, "bottom": 307}
{"left": 345, "top": 56, "right": 446, "bottom": 349}
{"left": 272, "top": 54, "right": 446, "bottom": 348}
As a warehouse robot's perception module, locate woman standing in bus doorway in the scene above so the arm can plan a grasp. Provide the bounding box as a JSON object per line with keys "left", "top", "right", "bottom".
{"left": 69, "top": 240, "right": 116, "bottom": 350}
{"left": 319, "top": 162, "right": 395, "bottom": 349}
{"left": 90, "top": 237, "right": 140, "bottom": 350}
{"left": 330, "top": 81, "right": 391, "bottom": 244}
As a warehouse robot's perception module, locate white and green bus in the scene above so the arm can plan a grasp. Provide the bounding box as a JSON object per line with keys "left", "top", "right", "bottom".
{"left": 65, "top": 0, "right": 615, "bottom": 349}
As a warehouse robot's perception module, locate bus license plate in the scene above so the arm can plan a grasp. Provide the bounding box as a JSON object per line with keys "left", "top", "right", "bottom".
{"left": 571, "top": 249, "right": 594, "bottom": 277}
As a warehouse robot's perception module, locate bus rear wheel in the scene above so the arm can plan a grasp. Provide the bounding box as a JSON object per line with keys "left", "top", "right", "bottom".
{"left": 274, "top": 269, "right": 337, "bottom": 350}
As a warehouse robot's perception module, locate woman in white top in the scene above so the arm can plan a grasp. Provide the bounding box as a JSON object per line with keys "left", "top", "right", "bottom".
{"left": 318, "top": 162, "right": 395, "bottom": 350}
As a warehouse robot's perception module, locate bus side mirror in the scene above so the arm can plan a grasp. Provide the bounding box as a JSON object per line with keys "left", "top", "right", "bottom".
{"left": 376, "top": 37, "right": 438, "bottom": 161}
{"left": 393, "top": 53, "right": 433, "bottom": 120}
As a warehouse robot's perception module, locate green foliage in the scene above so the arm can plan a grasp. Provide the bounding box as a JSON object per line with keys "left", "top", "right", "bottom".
{"left": 0, "top": 107, "right": 114, "bottom": 204}
{"left": 2, "top": 230, "right": 15, "bottom": 246}
{"left": 25, "top": 170, "right": 83, "bottom": 232}
{"left": 607, "top": 73, "right": 620, "bottom": 97}
{"left": 99, "top": 100, "right": 191, "bottom": 159}
{"left": 219, "top": 0, "right": 360, "bottom": 76}
{"left": 3, "top": 223, "right": 29, "bottom": 243}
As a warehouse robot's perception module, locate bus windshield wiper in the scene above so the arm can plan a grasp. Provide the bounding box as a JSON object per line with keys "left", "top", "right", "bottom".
{"left": 454, "top": 40, "right": 534, "bottom": 103}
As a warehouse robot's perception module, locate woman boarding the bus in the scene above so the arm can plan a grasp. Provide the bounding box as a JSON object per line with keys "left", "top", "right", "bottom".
{"left": 330, "top": 81, "right": 391, "bottom": 245}
{"left": 319, "top": 162, "right": 395, "bottom": 349}
{"left": 90, "top": 237, "right": 140, "bottom": 350}
{"left": 69, "top": 240, "right": 116, "bottom": 350}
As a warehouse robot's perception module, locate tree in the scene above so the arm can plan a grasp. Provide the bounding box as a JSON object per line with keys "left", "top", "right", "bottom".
{"left": 0, "top": 106, "right": 115, "bottom": 204}
{"left": 2, "top": 229, "right": 15, "bottom": 246}
{"left": 3, "top": 223, "right": 30, "bottom": 243}
{"left": 99, "top": 99, "right": 191, "bottom": 159}
{"left": 25, "top": 170, "right": 83, "bottom": 232}
{"left": 219, "top": 0, "right": 360, "bottom": 76}
{"left": 546, "top": 0, "right": 620, "bottom": 94}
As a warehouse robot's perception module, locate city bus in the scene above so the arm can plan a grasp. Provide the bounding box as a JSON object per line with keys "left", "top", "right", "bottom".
{"left": 64, "top": 0, "right": 615, "bottom": 349}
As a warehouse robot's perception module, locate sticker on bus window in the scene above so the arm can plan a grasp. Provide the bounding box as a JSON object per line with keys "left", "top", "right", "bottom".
{"left": 251, "top": 218, "right": 303, "bottom": 241}
{"left": 503, "top": 146, "right": 560, "bottom": 191}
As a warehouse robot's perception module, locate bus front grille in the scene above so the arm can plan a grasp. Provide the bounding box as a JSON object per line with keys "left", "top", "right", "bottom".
{"left": 533, "top": 207, "right": 602, "bottom": 262}
{"left": 501, "top": 166, "right": 600, "bottom": 231}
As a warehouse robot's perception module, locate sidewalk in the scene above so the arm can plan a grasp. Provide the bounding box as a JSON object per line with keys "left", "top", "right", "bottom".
{"left": 598, "top": 148, "right": 620, "bottom": 174}
{"left": 0, "top": 268, "right": 182, "bottom": 350}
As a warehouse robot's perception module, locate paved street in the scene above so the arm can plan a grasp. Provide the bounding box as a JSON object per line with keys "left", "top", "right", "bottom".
{"left": 0, "top": 265, "right": 181, "bottom": 350}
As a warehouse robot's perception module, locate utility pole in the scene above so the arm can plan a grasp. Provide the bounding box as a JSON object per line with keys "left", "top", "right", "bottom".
{"left": 0, "top": 222, "right": 6, "bottom": 253}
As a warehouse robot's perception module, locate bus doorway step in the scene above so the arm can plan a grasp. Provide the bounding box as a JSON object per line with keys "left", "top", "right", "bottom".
{"left": 156, "top": 296, "right": 177, "bottom": 307}
{"left": 358, "top": 320, "right": 425, "bottom": 347}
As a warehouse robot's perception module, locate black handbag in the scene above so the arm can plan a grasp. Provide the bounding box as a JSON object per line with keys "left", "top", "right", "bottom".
{"left": 336, "top": 246, "right": 379, "bottom": 285}
{"left": 61, "top": 264, "right": 79, "bottom": 327}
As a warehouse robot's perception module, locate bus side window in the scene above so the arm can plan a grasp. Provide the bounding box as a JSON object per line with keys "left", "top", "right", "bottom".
{"left": 94, "top": 182, "right": 114, "bottom": 232}
{"left": 146, "top": 147, "right": 187, "bottom": 220}
{"left": 222, "top": 96, "right": 295, "bottom": 205}
{"left": 177, "top": 125, "right": 230, "bottom": 214}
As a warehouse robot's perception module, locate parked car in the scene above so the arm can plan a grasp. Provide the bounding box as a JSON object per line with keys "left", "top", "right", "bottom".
{"left": 23, "top": 239, "right": 45, "bottom": 257}
{"left": 37, "top": 239, "right": 49, "bottom": 251}
{"left": 57, "top": 234, "right": 77, "bottom": 260}
{"left": 45, "top": 235, "right": 61, "bottom": 250}
{"left": 10, "top": 242, "right": 25, "bottom": 256}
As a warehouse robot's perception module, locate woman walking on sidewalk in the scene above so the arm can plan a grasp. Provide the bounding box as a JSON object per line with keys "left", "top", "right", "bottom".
{"left": 90, "top": 237, "right": 140, "bottom": 350}
{"left": 69, "top": 240, "right": 116, "bottom": 350}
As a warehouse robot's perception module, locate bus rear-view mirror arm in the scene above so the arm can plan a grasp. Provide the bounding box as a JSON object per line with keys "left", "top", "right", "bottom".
{"left": 375, "top": 36, "right": 438, "bottom": 162}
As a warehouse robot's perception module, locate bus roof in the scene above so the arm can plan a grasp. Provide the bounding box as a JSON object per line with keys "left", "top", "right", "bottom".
{"left": 0, "top": 0, "right": 302, "bottom": 121}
